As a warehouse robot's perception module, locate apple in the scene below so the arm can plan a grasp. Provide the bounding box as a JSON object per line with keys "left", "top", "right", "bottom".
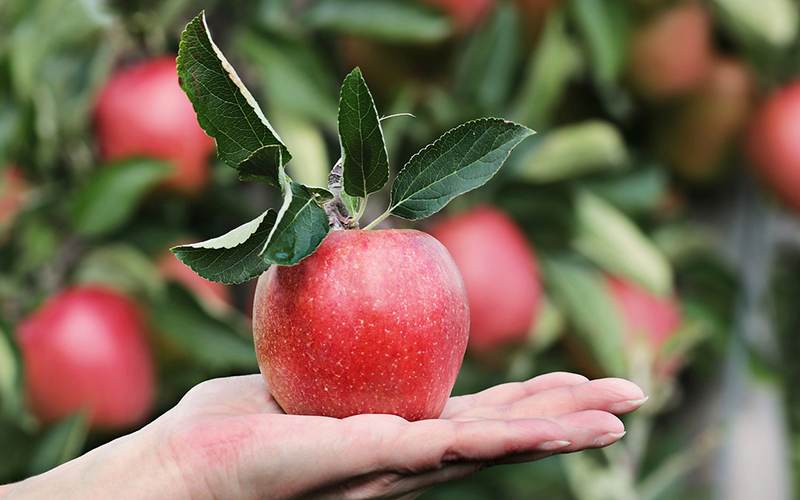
{"left": 626, "top": 3, "right": 713, "bottom": 100}
{"left": 428, "top": 206, "right": 542, "bottom": 356}
{"left": 419, "top": 0, "right": 496, "bottom": 32}
{"left": 157, "top": 250, "right": 232, "bottom": 313}
{"left": 660, "top": 57, "right": 753, "bottom": 183}
{"left": 252, "top": 229, "right": 469, "bottom": 421}
{"left": 745, "top": 79, "right": 800, "bottom": 212}
{"left": 0, "top": 165, "right": 29, "bottom": 232}
{"left": 17, "top": 286, "right": 156, "bottom": 429}
{"left": 94, "top": 57, "right": 216, "bottom": 195}
{"left": 606, "top": 276, "right": 683, "bottom": 377}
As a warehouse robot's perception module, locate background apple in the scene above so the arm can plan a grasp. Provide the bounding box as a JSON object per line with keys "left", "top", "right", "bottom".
{"left": 17, "top": 286, "right": 156, "bottom": 429}
{"left": 0, "top": 165, "right": 29, "bottom": 232}
{"left": 659, "top": 57, "right": 753, "bottom": 183}
{"left": 93, "top": 57, "right": 216, "bottom": 195}
{"left": 418, "top": 0, "right": 496, "bottom": 32}
{"left": 626, "top": 3, "right": 713, "bottom": 100}
{"left": 252, "top": 229, "right": 469, "bottom": 421}
{"left": 157, "top": 250, "right": 232, "bottom": 313}
{"left": 429, "top": 206, "right": 542, "bottom": 356}
{"left": 746, "top": 79, "right": 800, "bottom": 212}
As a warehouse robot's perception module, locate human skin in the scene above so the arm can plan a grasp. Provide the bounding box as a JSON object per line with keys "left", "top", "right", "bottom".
{"left": 0, "top": 372, "right": 646, "bottom": 499}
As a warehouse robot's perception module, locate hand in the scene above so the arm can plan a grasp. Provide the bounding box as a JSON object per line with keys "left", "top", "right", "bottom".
{"left": 1, "top": 372, "right": 646, "bottom": 500}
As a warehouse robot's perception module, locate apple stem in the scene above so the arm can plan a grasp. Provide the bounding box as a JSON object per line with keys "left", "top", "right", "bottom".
{"left": 325, "top": 157, "right": 354, "bottom": 229}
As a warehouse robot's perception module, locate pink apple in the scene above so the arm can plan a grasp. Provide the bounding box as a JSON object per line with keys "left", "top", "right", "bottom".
{"left": 17, "top": 286, "right": 156, "bottom": 429}
{"left": 745, "top": 79, "right": 800, "bottom": 212}
{"left": 627, "top": 3, "right": 713, "bottom": 100}
{"left": 419, "top": 0, "right": 496, "bottom": 31}
{"left": 0, "top": 165, "right": 29, "bottom": 231}
{"left": 94, "top": 57, "right": 216, "bottom": 195}
{"left": 429, "top": 206, "right": 542, "bottom": 356}
{"left": 157, "top": 250, "right": 232, "bottom": 313}
{"left": 252, "top": 229, "right": 469, "bottom": 421}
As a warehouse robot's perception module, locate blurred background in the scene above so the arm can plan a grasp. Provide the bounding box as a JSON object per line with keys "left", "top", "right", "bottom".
{"left": 0, "top": 0, "right": 799, "bottom": 498}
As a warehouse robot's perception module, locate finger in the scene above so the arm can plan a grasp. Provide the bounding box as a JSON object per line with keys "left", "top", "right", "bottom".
{"left": 442, "top": 372, "right": 589, "bottom": 418}
{"left": 177, "top": 375, "right": 284, "bottom": 415}
{"left": 455, "top": 378, "right": 646, "bottom": 421}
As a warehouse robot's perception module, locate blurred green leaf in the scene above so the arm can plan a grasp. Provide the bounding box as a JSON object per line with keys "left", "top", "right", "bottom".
{"left": 569, "top": 0, "right": 631, "bottom": 84}
{"left": 455, "top": 2, "right": 523, "bottom": 114}
{"left": 0, "top": 319, "right": 27, "bottom": 423}
{"left": 70, "top": 159, "right": 171, "bottom": 237}
{"left": 0, "top": 416, "right": 36, "bottom": 483}
{"left": 272, "top": 113, "right": 332, "bottom": 188}
{"left": 178, "top": 12, "right": 291, "bottom": 187}
{"left": 572, "top": 190, "right": 672, "bottom": 295}
{"left": 583, "top": 165, "right": 668, "bottom": 215}
{"left": 302, "top": 0, "right": 453, "bottom": 43}
{"left": 260, "top": 177, "right": 330, "bottom": 266}
{"left": 151, "top": 284, "right": 257, "bottom": 371}
{"left": 543, "top": 255, "right": 626, "bottom": 376}
{"left": 386, "top": 118, "right": 534, "bottom": 221}
{"left": 235, "top": 28, "right": 338, "bottom": 129}
{"left": 339, "top": 68, "right": 390, "bottom": 198}
{"left": 711, "top": 0, "right": 799, "bottom": 48}
{"left": 73, "top": 244, "right": 164, "bottom": 298}
{"left": 513, "top": 7, "right": 583, "bottom": 130}
{"left": 173, "top": 210, "right": 276, "bottom": 285}
{"left": 513, "top": 121, "right": 629, "bottom": 183}
{"left": 27, "top": 412, "right": 89, "bottom": 477}
{"left": 496, "top": 182, "right": 575, "bottom": 251}
{"left": 17, "top": 216, "right": 58, "bottom": 273}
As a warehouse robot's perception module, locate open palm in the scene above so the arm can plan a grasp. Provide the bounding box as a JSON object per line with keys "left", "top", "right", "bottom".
{"left": 153, "top": 372, "right": 646, "bottom": 499}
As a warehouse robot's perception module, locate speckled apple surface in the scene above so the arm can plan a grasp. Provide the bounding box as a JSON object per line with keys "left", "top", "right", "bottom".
{"left": 253, "top": 229, "right": 469, "bottom": 421}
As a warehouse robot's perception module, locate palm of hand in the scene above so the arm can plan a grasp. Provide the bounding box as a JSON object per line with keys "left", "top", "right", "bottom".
{"left": 153, "top": 373, "right": 645, "bottom": 500}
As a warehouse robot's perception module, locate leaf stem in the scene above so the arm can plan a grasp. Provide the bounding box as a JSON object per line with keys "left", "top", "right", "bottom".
{"left": 363, "top": 208, "right": 391, "bottom": 230}
{"left": 352, "top": 195, "right": 369, "bottom": 225}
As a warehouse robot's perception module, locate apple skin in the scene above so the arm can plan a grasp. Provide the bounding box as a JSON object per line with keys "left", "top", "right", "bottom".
{"left": 157, "top": 251, "right": 232, "bottom": 313}
{"left": 419, "top": 0, "right": 496, "bottom": 31}
{"left": 16, "top": 286, "right": 156, "bottom": 429}
{"left": 252, "top": 229, "right": 469, "bottom": 421}
{"left": 606, "top": 276, "right": 683, "bottom": 377}
{"left": 660, "top": 58, "right": 753, "bottom": 183}
{"left": 0, "top": 165, "right": 29, "bottom": 231}
{"left": 745, "top": 79, "right": 800, "bottom": 212}
{"left": 94, "top": 57, "right": 216, "bottom": 195}
{"left": 428, "top": 206, "right": 542, "bottom": 356}
{"left": 627, "top": 3, "right": 713, "bottom": 100}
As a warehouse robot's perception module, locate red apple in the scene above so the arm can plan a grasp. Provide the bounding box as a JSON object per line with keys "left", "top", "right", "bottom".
{"left": 746, "top": 79, "right": 800, "bottom": 212}
{"left": 94, "top": 57, "right": 216, "bottom": 195}
{"left": 157, "top": 250, "right": 232, "bottom": 313}
{"left": 626, "top": 3, "right": 713, "bottom": 100}
{"left": 419, "top": 0, "right": 496, "bottom": 32}
{"left": 606, "top": 276, "right": 683, "bottom": 377}
{"left": 252, "top": 229, "right": 469, "bottom": 421}
{"left": 17, "top": 286, "right": 156, "bottom": 429}
{"left": 428, "top": 206, "right": 542, "bottom": 356}
{"left": 0, "top": 165, "right": 29, "bottom": 231}
{"left": 660, "top": 57, "right": 754, "bottom": 183}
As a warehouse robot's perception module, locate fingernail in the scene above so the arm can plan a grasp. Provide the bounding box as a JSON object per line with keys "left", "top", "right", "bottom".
{"left": 610, "top": 396, "right": 649, "bottom": 413}
{"left": 591, "top": 431, "right": 626, "bottom": 447}
{"left": 538, "top": 440, "right": 572, "bottom": 451}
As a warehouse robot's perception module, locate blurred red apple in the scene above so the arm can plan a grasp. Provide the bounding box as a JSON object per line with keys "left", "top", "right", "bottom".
{"left": 660, "top": 57, "right": 753, "bottom": 183}
{"left": 429, "top": 206, "right": 542, "bottom": 356}
{"left": 627, "top": 3, "right": 713, "bottom": 100}
{"left": 253, "top": 229, "right": 469, "bottom": 421}
{"left": 606, "top": 276, "right": 683, "bottom": 377}
{"left": 94, "top": 57, "right": 216, "bottom": 195}
{"left": 17, "top": 286, "right": 156, "bottom": 429}
{"left": 746, "top": 79, "right": 800, "bottom": 212}
{"left": 157, "top": 250, "right": 232, "bottom": 313}
{"left": 0, "top": 165, "right": 29, "bottom": 231}
{"left": 419, "top": 0, "right": 496, "bottom": 31}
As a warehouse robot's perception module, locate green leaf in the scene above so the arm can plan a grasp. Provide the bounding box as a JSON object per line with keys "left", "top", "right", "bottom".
{"left": 172, "top": 210, "right": 277, "bottom": 285}
{"left": 569, "top": 0, "right": 631, "bottom": 84}
{"left": 710, "top": 0, "right": 798, "bottom": 48}
{"left": 339, "top": 68, "right": 390, "bottom": 198}
{"left": 388, "top": 118, "right": 534, "bottom": 221}
{"left": 70, "top": 159, "right": 171, "bottom": 237}
{"left": 73, "top": 244, "right": 164, "bottom": 298}
{"left": 260, "top": 177, "right": 330, "bottom": 266}
{"left": 512, "top": 121, "right": 629, "bottom": 183}
{"left": 573, "top": 190, "right": 672, "bottom": 295}
{"left": 455, "top": 2, "right": 523, "bottom": 113}
{"left": 302, "top": 0, "right": 452, "bottom": 43}
{"left": 27, "top": 412, "right": 89, "bottom": 477}
{"left": 150, "top": 284, "right": 257, "bottom": 371}
{"left": 542, "top": 256, "right": 626, "bottom": 377}
{"left": 178, "top": 12, "right": 291, "bottom": 187}
{"left": 513, "top": 7, "right": 583, "bottom": 129}
{"left": 583, "top": 165, "right": 668, "bottom": 215}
